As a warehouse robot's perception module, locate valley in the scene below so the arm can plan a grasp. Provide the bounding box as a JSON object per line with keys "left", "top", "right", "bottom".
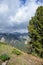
{"left": 0, "top": 32, "right": 29, "bottom": 52}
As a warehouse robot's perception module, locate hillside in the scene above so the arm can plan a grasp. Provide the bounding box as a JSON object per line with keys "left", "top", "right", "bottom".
{"left": 0, "top": 42, "right": 43, "bottom": 65}
{"left": 0, "top": 33, "right": 29, "bottom": 52}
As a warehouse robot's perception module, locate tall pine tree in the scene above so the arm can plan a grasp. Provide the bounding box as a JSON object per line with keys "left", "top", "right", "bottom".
{"left": 28, "top": 6, "right": 43, "bottom": 58}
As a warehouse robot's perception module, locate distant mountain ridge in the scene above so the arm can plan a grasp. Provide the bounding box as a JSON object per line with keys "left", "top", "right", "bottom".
{"left": 0, "top": 32, "right": 28, "bottom": 42}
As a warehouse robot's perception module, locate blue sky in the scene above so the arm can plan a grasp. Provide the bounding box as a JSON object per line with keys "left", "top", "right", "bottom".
{"left": 0, "top": 0, "right": 43, "bottom": 33}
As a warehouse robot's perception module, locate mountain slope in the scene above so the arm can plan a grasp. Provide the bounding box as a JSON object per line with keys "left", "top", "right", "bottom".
{"left": 0, "top": 42, "right": 43, "bottom": 65}
{"left": 0, "top": 33, "right": 29, "bottom": 52}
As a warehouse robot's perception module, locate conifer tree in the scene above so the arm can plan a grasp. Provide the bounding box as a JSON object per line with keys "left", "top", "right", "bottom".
{"left": 28, "top": 6, "right": 43, "bottom": 58}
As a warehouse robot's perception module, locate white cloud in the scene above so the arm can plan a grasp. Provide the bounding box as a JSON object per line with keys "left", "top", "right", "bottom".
{"left": 0, "top": 0, "right": 43, "bottom": 33}
{"left": 11, "top": 29, "right": 28, "bottom": 33}
{"left": 9, "top": 1, "right": 39, "bottom": 24}
{"left": 0, "top": 4, "right": 9, "bottom": 14}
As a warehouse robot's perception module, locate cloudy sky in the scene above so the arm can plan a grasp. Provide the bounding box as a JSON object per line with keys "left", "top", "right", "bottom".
{"left": 0, "top": 0, "right": 43, "bottom": 33}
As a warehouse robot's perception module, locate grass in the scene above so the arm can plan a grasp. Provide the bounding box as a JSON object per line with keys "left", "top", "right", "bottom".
{"left": 0, "top": 42, "right": 43, "bottom": 65}
{"left": 12, "top": 48, "right": 21, "bottom": 55}
{"left": 0, "top": 42, "right": 14, "bottom": 55}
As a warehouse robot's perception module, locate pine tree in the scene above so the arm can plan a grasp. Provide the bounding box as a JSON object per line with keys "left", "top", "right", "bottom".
{"left": 28, "top": 6, "right": 43, "bottom": 58}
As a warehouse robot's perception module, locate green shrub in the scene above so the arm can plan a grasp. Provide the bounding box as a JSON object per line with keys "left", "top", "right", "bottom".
{"left": 0, "top": 54, "right": 10, "bottom": 61}
{"left": 12, "top": 49, "right": 21, "bottom": 55}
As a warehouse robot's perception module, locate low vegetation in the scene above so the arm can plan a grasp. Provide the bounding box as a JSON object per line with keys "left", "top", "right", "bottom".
{"left": 0, "top": 54, "right": 10, "bottom": 62}
{"left": 12, "top": 48, "right": 21, "bottom": 55}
